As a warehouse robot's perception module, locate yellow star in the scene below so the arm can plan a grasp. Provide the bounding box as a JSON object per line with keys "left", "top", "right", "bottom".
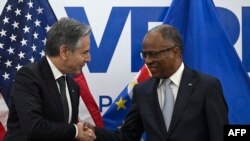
{"left": 115, "top": 97, "right": 127, "bottom": 111}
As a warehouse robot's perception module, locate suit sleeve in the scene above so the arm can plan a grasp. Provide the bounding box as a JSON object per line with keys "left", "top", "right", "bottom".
{"left": 205, "top": 78, "right": 229, "bottom": 141}
{"left": 12, "top": 66, "right": 76, "bottom": 140}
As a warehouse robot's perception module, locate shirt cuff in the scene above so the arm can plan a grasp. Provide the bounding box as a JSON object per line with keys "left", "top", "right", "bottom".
{"left": 74, "top": 124, "right": 78, "bottom": 138}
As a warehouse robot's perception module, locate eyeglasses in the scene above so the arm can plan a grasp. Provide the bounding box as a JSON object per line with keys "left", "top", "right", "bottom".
{"left": 140, "top": 46, "right": 176, "bottom": 59}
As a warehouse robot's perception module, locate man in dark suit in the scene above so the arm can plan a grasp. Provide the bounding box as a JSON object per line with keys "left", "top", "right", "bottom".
{"left": 4, "top": 18, "right": 95, "bottom": 141}
{"left": 85, "top": 24, "right": 229, "bottom": 141}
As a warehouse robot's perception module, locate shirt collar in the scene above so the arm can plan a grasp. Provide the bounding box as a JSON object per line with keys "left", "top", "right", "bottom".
{"left": 159, "top": 62, "right": 184, "bottom": 87}
{"left": 46, "top": 56, "right": 64, "bottom": 80}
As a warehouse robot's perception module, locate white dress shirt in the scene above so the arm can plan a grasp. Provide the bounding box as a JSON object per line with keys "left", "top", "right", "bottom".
{"left": 46, "top": 56, "right": 72, "bottom": 123}
{"left": 157, "top": 63, "right": 184, "bottom": 110}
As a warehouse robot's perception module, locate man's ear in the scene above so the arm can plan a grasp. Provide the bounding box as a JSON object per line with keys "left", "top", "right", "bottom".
{"left": 173, "top": 47, "right": 182, "bottom": 57}
{"left": 59, "top": 45, "right": 69, "bottom": 60}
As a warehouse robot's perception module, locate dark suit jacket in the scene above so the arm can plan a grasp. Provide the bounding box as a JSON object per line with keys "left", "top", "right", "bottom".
{"left": 95, "top": 67, "right": 228, "bottom": 141}
{"left": 4, "top": 57, "right": 80, "bottom": 141}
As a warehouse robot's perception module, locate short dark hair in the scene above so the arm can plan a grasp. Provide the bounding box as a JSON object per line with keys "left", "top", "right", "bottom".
{"left": 45, "top": 17, "right": 91, "bottom": 56}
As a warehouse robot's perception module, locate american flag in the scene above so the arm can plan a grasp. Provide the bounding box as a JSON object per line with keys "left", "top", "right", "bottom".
{"left": 0, "top": 0, "right": 57, "bottom": 104}
{"left": 0, "top": 0, "right": 103, "bottom": 139}
{"left": 0, "top": 0, "right": 57, "bottom": 139}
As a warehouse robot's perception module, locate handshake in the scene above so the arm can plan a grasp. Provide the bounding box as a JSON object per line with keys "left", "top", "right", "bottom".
{"left": 76, "top": 121, "right": 96, "bottom": 141}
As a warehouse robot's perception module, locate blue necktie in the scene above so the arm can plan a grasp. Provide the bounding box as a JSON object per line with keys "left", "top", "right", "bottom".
{"left": 57, "top": 76, "right": 69, "bottom": 123}
{"left": 162, "top": 79, "right": 175, "bottom": 131}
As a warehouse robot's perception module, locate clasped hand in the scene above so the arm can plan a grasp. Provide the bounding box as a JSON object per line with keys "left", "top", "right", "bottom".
{"left": 76, "top": 121, "right": 96, "bottom": 141}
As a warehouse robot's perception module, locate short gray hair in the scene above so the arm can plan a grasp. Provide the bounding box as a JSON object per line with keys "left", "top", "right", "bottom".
{"left": 148, "top": 24, "right": 182, "bottom": 50}
{"left": 45, "top": 17, "right": 91, "bottom": 56}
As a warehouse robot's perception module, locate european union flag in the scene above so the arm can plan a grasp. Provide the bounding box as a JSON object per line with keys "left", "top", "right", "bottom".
{"left": 103, "top": 65, "right": 150, "bottom": 130}
{"left": 163, "top": 0, "right": 250, "bottom": 123}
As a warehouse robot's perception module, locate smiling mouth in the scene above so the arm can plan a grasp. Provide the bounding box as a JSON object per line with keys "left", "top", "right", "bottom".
{"left": 148, "top": 67, "right": 158, "bottom": 72}
{"left": 148, "top": 65, "right": 157, "bottom": 69}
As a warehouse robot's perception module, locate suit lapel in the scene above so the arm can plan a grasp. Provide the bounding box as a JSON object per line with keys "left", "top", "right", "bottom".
{"left": 147, "top": 78, "right": 168, "bottom": 136}
{"left": 167, "top": 67, "right": 197, "bottom": 135}
{"left": 40, "top": 57, "right": 65, "bottom": 121}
